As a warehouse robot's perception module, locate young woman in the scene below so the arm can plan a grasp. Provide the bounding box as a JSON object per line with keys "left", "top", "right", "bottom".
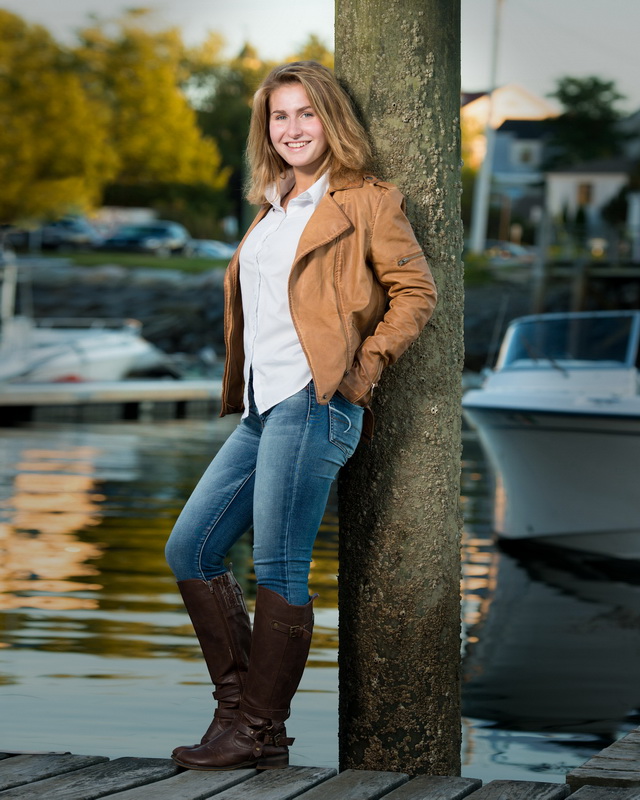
{"left": 165, "top": 61, "right": 437, "bottom": 771}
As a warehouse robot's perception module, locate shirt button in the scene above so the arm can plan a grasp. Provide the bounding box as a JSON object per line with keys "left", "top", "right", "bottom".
{"left": 322, "top": 394, "right": 327, "bottom": 400}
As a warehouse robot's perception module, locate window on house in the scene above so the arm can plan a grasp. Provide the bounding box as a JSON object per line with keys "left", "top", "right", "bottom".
{"left": 577, "top": 183, "right": 593, "bottom": 205}
{"left": 510, "top": 141, "right": 540, "bottom": 168}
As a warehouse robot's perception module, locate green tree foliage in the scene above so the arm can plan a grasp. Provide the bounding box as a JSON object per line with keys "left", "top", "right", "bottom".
{"left": 0, "top": 10, "right": 119, "bottom": 224}
{"left": 1, "top": 8, "right": 333, "bottom": 232}
{"left": 545, "top": 76, "right": 628, "bottom": 167}
{"left": 287, "top": 34, "right": 334, "bottom": 69}
{"left": 74, "top": 12, "right": 229, "bottom": 189}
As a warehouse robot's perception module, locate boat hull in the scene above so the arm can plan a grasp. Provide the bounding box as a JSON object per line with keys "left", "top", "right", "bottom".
{"left": 462, "top": 402, "right": 640, "bottom": 559}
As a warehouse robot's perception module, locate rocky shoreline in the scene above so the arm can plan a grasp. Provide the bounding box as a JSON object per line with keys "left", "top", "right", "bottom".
{"left": 17, "top": 258, "right": 550, "bottom": 373}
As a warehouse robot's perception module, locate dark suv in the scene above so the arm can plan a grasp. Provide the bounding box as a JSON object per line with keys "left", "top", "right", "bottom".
{"left": 99, "top": 221, "right": 192, "bottom": 257}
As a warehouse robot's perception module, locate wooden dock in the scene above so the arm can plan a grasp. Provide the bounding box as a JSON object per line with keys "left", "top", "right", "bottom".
{"left": 567, "top": 727, "right": 640, "bottom": 793}
{"left": 0, "top": 378, "right": 222, "bottom": 424}
{"left": 2, "top": 749, "right": 640, "bottom": 800}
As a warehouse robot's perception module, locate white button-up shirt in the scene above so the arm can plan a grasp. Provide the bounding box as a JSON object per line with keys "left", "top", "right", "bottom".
{"left": 239, "top": 171, "right": 329, "bottom": 416}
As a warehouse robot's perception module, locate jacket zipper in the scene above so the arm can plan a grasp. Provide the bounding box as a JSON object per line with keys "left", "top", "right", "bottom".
{"left": 397, "top": 252, "right": 423, "bottom": 266}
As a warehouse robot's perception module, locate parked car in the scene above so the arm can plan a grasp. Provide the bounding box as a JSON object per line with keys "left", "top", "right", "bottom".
{"left": 99, "top": 221, "right": 192, "bottom": 256}
{"left": 4, "top": 217, "right": 103, "bottom": 251}
{"left": 484, "top": 239, "right": 536, "bottom": 267}
{"left": 190, "top": 239, "right": 237, "bottom": 260}
{"left": 41, "top": 217, "right": 104, "bottom": 249}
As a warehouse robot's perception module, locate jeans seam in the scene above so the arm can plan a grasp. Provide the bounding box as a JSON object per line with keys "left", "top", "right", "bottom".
{"left": 281, "top": 383, "right": 313, "bottom": 598}
{"left": 196, "top": 467, "right": 256, "bottom": 581}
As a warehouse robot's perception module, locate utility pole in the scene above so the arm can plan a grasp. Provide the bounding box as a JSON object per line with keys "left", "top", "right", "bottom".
{"left": 336, "top": 0, "right": 464, "bottom": 776}
{"left": 469, "top": 0, "right": 504, "bottom": 254}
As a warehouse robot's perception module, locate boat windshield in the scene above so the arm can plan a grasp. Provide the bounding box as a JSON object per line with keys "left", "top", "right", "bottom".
{"left": 497, "top": 314, "right": 637, "bottom": 369}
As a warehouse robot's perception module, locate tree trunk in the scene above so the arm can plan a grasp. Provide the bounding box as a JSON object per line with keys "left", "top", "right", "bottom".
{"left": 335, "top": 0, "right": 464, "bottom": 776}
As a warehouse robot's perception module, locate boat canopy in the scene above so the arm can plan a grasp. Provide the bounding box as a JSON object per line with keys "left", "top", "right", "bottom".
{"left": 496, "top": 311, "right": 640, "bottom": 371}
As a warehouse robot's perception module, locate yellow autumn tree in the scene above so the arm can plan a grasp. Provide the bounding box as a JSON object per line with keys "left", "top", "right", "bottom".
{"left": 74, "top": 12, "right": 228, "bottom": 190}
{"left": 287, "top": 34, "right": 334, "bottom": 69}
{"left": 0, "top": 10, "right": 119, "bottom": 224}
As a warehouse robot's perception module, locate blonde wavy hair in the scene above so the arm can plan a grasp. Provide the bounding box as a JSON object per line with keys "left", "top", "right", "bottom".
{"left": 246, "top": 61, "right": 372, "bottom": 205}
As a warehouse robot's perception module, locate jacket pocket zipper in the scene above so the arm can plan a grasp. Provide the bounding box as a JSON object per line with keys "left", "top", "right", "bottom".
{"left": 397, "top": 252, "right": 423, "bottom": 266}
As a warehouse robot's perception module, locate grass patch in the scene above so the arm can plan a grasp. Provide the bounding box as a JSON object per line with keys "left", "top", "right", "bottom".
{"left": 463, "top": 252, "right": 494, "bottom": 286}
{"left": 38, "top": 251, "right": 229, "bottom": 273}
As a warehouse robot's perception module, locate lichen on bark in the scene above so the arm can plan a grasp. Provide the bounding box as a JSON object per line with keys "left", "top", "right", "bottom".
{"left": 336, "top": 0, "right": 464, "bottom": 776}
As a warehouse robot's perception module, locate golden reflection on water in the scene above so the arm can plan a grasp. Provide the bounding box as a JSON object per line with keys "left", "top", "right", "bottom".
{"left": 460, "top": 445, "right": 499, "bottom": 631}
{"left": 0, "top": 425, "right": 341, "bottom": 667}
{"left": 0, "top": 425, "right": 483, "bottom": 669}
{"left": 0, "top": 445, "right": 106, "bottom": 610}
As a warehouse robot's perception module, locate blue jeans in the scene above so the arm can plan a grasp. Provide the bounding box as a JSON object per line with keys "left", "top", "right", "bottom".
{"left": 165, "top": 381, "right": 364, "bottom": 605}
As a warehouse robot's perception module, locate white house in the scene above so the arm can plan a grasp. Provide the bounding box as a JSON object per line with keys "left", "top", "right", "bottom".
{"left": 545, "top": 158, "right": 634, "bottom": 233}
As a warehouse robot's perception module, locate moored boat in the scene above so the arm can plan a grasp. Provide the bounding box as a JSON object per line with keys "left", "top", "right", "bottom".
{"left": 462, "top": 310, "right": 640, "bottom": 560}
{"left": 1, "top": 251, "right": 170, "bottom": 383}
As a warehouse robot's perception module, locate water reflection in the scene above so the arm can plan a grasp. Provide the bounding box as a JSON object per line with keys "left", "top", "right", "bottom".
{"left": 0, "top": 441, "right": 105, "bottom": 610}
{"left": 459, "top": 432, "right": 640, "bottom": 781}
{"left": 0, "top": 420, "right": 638, "bottom": 780}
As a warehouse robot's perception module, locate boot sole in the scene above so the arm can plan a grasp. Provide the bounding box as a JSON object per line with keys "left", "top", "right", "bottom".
{"left": 171, "top": 754, "right": 288, "bottom": 771}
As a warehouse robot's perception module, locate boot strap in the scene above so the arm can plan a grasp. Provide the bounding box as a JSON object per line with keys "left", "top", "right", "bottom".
{"left": 240, "top": 700, "right": 290, "bottom": 721}
{"left": 270, "top": 619, "right": 313, "bottom": 638}
{"left": 235, "top": 721, "right": 294, "bottom": 748}
{"left": 213, "top": 685, "right": 240, "bottom": 702}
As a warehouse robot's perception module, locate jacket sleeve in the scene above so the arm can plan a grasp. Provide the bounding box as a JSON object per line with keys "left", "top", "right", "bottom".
{"left": 339, "top": 185, "right": 437, "bottom": 405}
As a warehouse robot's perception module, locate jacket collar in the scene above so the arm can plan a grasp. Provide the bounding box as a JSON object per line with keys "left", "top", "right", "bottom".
{"left": 294, "top": 190, "right": 353, "bottom": 264}
{"left": 294, "top": 172, "right": 377, "bottom": 260}
{"left": 229, "top": 172, "right": 373, "bottom": 276}
{"left": 328, "top": 172, "right": 368, "bottom": 192}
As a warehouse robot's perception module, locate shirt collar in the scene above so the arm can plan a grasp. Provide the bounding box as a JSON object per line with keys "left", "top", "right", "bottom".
{"left": 266, "top": 171, "right": 329, "bottom": 209}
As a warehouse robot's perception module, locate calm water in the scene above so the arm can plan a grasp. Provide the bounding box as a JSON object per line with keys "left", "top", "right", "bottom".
{"left": 1, "top": 418, "right": 638, "bottom": 782}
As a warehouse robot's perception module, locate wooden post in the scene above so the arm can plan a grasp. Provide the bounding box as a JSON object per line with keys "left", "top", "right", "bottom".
{"left": 335, "top": 0, "right": 464, "bottom": 777}
{"left": 570, "top": 258, "right": 589, "bottom": 311}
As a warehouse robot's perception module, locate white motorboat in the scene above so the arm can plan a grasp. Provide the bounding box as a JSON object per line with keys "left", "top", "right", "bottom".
{"left": 0, "top": 253, "right": 168, "bottom": 384}
{"left": 462, "top": 310, "right": 640, "bottom": 560}
{"left": 0, "top": 315, "right": 168, "bottom": 383}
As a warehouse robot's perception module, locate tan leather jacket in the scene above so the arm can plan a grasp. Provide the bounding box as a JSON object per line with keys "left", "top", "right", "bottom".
{"left": 220, "top": 173, "right": 437, "bottom": 433}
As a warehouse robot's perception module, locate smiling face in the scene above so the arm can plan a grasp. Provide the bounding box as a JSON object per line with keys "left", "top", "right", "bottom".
{"left": 268, "top": 83, "right": 329, "bottom": 180}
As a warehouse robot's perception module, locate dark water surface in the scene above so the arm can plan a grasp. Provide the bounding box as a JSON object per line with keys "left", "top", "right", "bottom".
{"left": 0, "top": 418, "right": 638, "bottom": 782}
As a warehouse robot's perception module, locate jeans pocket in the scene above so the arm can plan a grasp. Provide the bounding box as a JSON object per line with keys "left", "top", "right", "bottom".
{"left": 328, "top": 394, "right": 364, "bottom": 458}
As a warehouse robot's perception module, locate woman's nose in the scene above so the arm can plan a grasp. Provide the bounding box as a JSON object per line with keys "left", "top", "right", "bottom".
{"left": 286, "top": 118, "right": 302, "bottom": 137}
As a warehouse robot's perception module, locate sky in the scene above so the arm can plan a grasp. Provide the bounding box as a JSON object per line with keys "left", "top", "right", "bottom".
{"left": 3, "top": 0, "right": 640, "bottom": 113}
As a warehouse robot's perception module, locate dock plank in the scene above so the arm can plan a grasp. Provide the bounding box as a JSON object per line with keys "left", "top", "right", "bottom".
{"left": 382, "top": 775, "right": 483, "bottom": 799}
{"left": 567, "top": 727, "right": 640, "bottom": 790}
{"left": 209, "top": 766, "right": 335, "bottom": 799}
{"left": 290, "top": 768, "right": 407, "bottom": 799}
{"left": 0, "top": 757, "right": 178, "bottom": 799}
{"left": 101, "top": 767, "right": 256, "bottom": 798}
{"left": 567, "top": 767, "right": 640, "bottom": 790}
{"left": 597, "top": 744, "right": 640, "bottom": 761}
{"left": 457, "top": 780, "right": 569, "bottom": 799}
{"left": 581, "top": 757, "right": 640, "bottom": 774}
{"left": 571, "top": 787, "right": 640, "bottom": 799}
{"left": 0, "top": 754, "right": 108, "bottom": 791}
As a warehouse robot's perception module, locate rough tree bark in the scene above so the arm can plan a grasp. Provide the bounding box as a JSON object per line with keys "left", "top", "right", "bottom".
{"left": 335, "top": 0, "right": 464, "bottom": 776}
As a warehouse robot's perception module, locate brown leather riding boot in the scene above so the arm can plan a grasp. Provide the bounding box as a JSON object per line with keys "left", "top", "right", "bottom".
{"left": 171, "top": 572, "right": 251, "bottom": 759}
{"left": 172, "top": 585, "right": 316, "bottom": 771}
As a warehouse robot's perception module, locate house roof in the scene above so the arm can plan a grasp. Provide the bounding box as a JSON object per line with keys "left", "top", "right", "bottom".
{"left": 497, "top": 119, "right": 554, "bottom": 139}
{"left": 461, "top": 91, "right": 487, "bottom": 107}
{"left": 547, "top": 157, "right": 636, "bottom": 175}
